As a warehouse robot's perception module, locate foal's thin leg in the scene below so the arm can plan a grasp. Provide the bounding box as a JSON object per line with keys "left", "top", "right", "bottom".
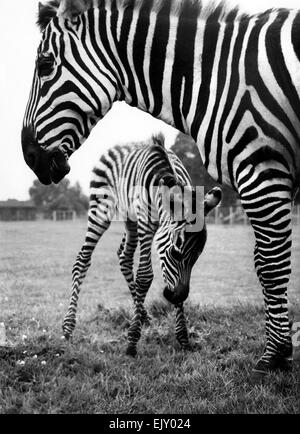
{"left": 117, "top": 221, "right": 138, "bottom": 299}
{"left": 117, "top": 221, "right": 151, "bottom": 324}
{"left": 62, "top": 194, "right": 115, "bottom": 338}
{"left": 126, "top": 228, "right": 155, "bottom": 356}
{"left": 175, "top": 303, "right": 191, "bottom": 350}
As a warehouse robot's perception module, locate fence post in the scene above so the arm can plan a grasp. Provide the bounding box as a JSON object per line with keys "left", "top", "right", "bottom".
{"left": 52, "top": 210, "right": 56, "bottom": 221}
{"left": 215, "top": 207, "right": 219, "bottom": 224}
{"left": 298, "top": 205, "right": 300, "bottom": 225}
{"left": 229, "top": 207, "right": 233, "bottom": 225}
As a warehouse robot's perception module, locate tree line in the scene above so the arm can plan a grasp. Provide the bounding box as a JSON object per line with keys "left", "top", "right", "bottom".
{"left": 29, "top": 178, "right": 89, "bottom": 216}
{"left": 28, "top": 132, "right": 299, "bottom": 212}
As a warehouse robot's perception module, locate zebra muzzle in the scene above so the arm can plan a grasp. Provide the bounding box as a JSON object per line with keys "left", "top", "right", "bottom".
{"left": 50, "top": 150, "right": 71, "bottom": 184}
{"left": 163, "top": 284, "right": 189, "bottom": 305}
{"left": 21, "top": 126, "right": 70, "bottom": 184}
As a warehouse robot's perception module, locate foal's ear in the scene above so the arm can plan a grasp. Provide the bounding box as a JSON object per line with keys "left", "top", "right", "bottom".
{"left": 57, "top": 0, "right": 92, "bottom": 20}
{"left": 204, "top": 186, "right": 222, "bottom": 216}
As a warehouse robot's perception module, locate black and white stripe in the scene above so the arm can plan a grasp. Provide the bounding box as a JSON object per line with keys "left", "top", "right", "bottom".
{"left": 62, "top": 134, "right": 221, "bottom": 355}
{"left": 22, "top": 0, "right": 300, "bottom": 374}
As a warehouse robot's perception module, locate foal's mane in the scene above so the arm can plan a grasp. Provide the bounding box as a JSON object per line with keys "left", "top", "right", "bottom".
{"left": 149, "top": 134, "right": 182, "bottom": 187}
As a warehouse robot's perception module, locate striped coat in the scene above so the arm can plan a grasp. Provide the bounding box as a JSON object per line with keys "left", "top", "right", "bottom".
{"left": 63, "top": 134, "right": 222, "bottom": 355}
{"left": 22, "top": 0, "right": 300, "bottom": 376}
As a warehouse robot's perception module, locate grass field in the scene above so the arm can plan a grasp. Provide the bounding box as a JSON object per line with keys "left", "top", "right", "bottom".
{"left": 0, "top": 220, "right": 299, "bottom": 414}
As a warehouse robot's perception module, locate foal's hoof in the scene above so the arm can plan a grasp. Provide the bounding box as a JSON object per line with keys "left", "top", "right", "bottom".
{"left": 251, "top": 356, "right": 293, "bottom": 383}
{"left": 62, "top": 326, "right": 73, "bottom": 342}
{"left": 62, "top": 333, "right": 73, "bottom": 342}
{"left": 141, "top": 315, "right": 152, "bottom": 327}
{"left": 126, "top": 346, "right": 137, "bottom": 357}
{"left": 180, "top": 343, "right": 193, "bottom": 352}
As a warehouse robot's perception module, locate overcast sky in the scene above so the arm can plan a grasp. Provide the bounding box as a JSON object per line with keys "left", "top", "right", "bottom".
{"left": 1, "top": 0, "right": 299, "bottom": 200}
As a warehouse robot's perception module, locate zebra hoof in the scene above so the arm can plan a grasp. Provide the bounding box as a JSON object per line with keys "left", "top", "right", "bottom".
{"left": 62, "top": 333, "right": 73, "bottom": 342}
{"left": 62, "top": 321, "right": 75, "bottom": 338}
{"left": 141, "top": 315, "right": 152, "bottom": 327}
{"left": 251, "top": 361, "right": 270, "bottom": 384}
{"left": 251, "top": 356, "right": 293, "bottom": 383}
{"left": 181, "top": 343, "right": 192, "bottom": 352}
{"left": 62, "top": 326, "right": 73, "bottom": 341}
{"left": 126, "top": 346, "right": 137, "bottom": 357}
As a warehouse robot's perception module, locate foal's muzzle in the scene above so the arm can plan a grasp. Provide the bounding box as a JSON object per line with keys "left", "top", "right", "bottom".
{"left": 163, "top": 283, "right": 190, "bottom": 305}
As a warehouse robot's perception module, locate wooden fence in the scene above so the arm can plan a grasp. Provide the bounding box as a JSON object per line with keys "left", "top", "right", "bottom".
{"left": 52, "top": 210, "right": 77, "bottom": 221}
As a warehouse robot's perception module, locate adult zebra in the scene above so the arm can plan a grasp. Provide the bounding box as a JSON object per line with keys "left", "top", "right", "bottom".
{"left": 62, "top": 134, "right": 222, "bottom": 356}
{"left": 22, "top": 0, "right": 300, "bottom": 378}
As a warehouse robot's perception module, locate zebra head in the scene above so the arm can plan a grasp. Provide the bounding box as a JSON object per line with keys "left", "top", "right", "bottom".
{"left": 155, "top": 186, "right": 222, "bottom": 305}
{"left": 22, "top": 0, "right": 118, "bottom": 184}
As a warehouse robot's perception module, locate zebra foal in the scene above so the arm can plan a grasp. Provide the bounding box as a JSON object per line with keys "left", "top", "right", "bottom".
{"left": 63, "top": 135, "right": 222, "bottom": 356}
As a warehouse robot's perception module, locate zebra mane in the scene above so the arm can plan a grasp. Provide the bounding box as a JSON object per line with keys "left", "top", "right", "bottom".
{"left": 36, "top": 0, "right": 290, "bottom": 33}
{"left": 150, "top": 134, "right": 182, "bottom": 187}
{"left": 36, "top": 0, "right": 250, "bottom": 33}
{"left": 115, "top": 0, "right": 244, "bottom": 22}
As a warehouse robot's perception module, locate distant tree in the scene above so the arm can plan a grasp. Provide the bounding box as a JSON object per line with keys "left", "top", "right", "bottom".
{"left": 29, "top": 178, "right": 89, "bottom": 216}
{"left": 171, "top": 132, "right": 239, "bottom": 207}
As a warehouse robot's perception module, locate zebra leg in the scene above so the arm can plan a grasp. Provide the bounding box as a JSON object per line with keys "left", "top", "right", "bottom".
{"left": 62, "top": 194, "right": 115, "bottom": 339}
{"left": 117, "top": 232, "right": 126, "bottom": 259}
{"left": 126, "top": 229, "right": 154, "bottom": 356}
{"left": 175, "top": 303, "right": 191, "bottom": 350}
{"left": 239, "top": 184, "right": 293, "bottom": 378}
{"left": 117, "top": 220, "right": 151, "bottom": 325}
{"left": 117, "top": 222, "right": 138, "bottom": 299}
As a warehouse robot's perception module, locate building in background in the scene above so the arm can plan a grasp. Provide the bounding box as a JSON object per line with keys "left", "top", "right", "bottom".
{"left": 0, "top": 199, "right": 37, "bottom": 221}
{"left": 29, "top": 178, "right": 89, "bottom": 220}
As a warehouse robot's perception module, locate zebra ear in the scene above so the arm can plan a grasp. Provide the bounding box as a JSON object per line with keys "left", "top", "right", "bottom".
{"left": 204, "top": 187, "right": 222, "bottom": 216}
{"left": 37, "top": 1, "right": 60, "bottom": 32}
{"left": 38, "top": 2, "right": 44, "bottom": 14}
{"left": 57, "top": 0, "right": 91, "bottom": 20}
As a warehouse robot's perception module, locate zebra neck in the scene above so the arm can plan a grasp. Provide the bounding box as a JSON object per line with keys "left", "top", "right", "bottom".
{"left": 94, "top": 1, "right": 196, "bottom": 136}
{"left": 93, "top": 2, "right": 300, "bottom": 186}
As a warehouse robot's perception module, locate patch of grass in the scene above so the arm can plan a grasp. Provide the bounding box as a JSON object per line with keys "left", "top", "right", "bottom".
{"left": 0, "top": 221, "right": 299, "bottom": 413}
{"left": 0, "top": 302, "right": 299, "bottom": 414}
